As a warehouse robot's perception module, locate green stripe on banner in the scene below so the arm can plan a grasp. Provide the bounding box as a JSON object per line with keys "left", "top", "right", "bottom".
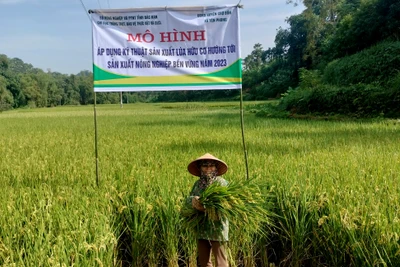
{"left": 93, "top": 66, "right": 134, "bottom": 80}
{"left": 94, "top": 82, "right": 241, "bottom": 88}
{"left": 93, "top": 59, "right": 242, "bottom": 82}
{"left": 198, "top": 59, "right": 242, "bottom": 78}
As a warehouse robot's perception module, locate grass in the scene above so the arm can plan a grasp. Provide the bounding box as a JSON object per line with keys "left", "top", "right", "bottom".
{"left": 1, "top": 102, "right": 400, "bottom": 266}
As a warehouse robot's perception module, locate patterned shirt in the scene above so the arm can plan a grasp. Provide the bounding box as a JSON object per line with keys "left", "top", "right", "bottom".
{"left": 186, "top": 176, "right": 229, "bottom": 242}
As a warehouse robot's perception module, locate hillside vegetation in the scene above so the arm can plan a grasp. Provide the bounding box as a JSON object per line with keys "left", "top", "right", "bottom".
{"left": 1, "top": 0, "right": 399, "bottom": 118}
{"left": 242, "top": 0, "right": 400, "bottom": 118}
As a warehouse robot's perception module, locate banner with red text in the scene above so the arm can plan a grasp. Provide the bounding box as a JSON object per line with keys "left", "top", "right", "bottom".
{"left": 89, "top": 5, "right": 241, "bottom": 92}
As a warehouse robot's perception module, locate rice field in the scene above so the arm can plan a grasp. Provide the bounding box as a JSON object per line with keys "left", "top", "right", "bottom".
{"left": 1, "top": 102, "right": 400, "bottom": 266}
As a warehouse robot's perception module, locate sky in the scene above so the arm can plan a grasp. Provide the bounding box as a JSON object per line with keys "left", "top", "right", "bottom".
{"left": 0, "top": 0, "right": 304, "bottom": 75}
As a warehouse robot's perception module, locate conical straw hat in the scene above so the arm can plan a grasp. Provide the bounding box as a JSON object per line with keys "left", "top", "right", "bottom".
{"left": 187, "top": 153, "right": 228, "bottom": 177}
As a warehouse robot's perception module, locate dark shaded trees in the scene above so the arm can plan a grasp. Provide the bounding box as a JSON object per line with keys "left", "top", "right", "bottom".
{"left": 243, "top": 0, "right": 400, "bottom": 104}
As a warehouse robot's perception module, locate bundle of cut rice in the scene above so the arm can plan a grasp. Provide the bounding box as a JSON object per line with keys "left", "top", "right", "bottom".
{"left": 181, "top": 179, "right": 273, "bottom": 235}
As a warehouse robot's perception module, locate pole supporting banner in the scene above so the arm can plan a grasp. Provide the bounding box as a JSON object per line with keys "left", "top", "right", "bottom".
{"left": 240, "top": 87, "right": 249, "bottom": 180}
{"left": 94, "top": 92, "right": 100, "bottom": 186}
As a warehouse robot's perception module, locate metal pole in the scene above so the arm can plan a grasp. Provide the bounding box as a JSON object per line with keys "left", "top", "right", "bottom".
{"left": 94, "top": 93, "right": 100, "bottom": 186}
{"left": 239, "top": 86, "right": 249, "bottom": 180}
{"left": 120, "top": 91, "right": 123, "bottom": 108}
{"left": 89, "top": 11, "right": 100, "bottom": 187}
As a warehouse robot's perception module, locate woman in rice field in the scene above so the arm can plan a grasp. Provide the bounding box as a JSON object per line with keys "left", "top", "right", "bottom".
{"left": 186, "top": 153, "right": 229, "bottom": 267}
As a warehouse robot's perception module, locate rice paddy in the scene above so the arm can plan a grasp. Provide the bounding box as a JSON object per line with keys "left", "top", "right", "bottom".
{"left": 1, "top": 102, "right": 400, "bottom": 266}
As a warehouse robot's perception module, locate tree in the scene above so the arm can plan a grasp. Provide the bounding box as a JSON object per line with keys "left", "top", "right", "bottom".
{"left": 6, "top": 74, "right": 22, "bottom": 107}
{"left": 0, "top": 75, "right": 14, "bottom": 111}
{"left": 47, "top": 82, "right": 63, "bottom": 107}
{"left": 9, "top": 57, "right": 34, "bottom": 73}
{"left": 273, "top": 14, "right": 309, "bottom": 71}
{"left": 243, "top": 43, "right": 265, "bottom": 71}
{"left": 19, "top": 74, "right": 42, "bottom": 107}
{"left": 0, "top": 55, "right": 9, "bottom": 75}
{"left": 77, "top": 74, "right": 94, "bottom": 105}
{"left": 322, "top": 0, "right": 400, "bottom": 60}
{"left": 63, "top": 75, "right": 81, "bottom": 105}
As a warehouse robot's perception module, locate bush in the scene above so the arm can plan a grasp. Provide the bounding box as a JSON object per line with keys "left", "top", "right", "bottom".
{"left": 278, "top": 83, "right": 400, "bottom": 118}
{"left": 323, "top": 41, "right": 400, "bottom": 86}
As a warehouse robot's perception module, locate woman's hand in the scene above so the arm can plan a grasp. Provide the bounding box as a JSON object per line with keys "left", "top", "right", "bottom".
{"left": 192, "top": 196, "right": 206, "bottom": 212}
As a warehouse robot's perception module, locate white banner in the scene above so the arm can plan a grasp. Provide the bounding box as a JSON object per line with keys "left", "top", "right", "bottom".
{"left": 90, "top": 5, "right": 241, "bottom": 92}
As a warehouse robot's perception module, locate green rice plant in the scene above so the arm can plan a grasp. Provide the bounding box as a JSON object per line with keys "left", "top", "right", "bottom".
{"left": 176, "top": 195, "right": 198, "bottom": 267}
{"left": 0, "top": 184, "right": 118, "bottom": 266}
{"left": 272, "top": 187, "right": 327, "bottom": 267}
{"left": 152, "top": 184, "right": 181, "bottom": 267}
{"left": 112, "top": 184, "right": 160, "bottom": 266}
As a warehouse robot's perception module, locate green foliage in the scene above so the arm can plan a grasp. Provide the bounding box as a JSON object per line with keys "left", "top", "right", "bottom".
{"left": 243, "top": 43, "right": 265, "bottom": 71}
{"left": 283, "top": 14, "right": 309, "bottom": 69}
{"left": 298, "top": 68, "right": 322, "bottom": 89}
{"left": 244, "top": 0, "right": 400, "bottom": 109}
{"left": 278, "top": 82, "right": 400, "bottom": 117}
{"left": 0, "top": 55, "right": 9, "bottom": 74}
{"left": 273, "top": 41, "right": 400, "bottom": 119}
{"left": 0, "top": 55, "right": 125, "bottom": 108}
{"left": 323, "top": 41, "right": 400, "bottom": 86}
{"left": 0, "top": 76, "right": 13, "bottom": 111}
{"left": 256, "top": 69, "right": 295, "bottom": 99}
{"left": 323, "top": 0, "right": 400, "bottom": 60}
{"left": 253, "top": 103, "right": 290, "bottom": 118}
{"left": 242, "top": 13, "right": 309, "bottom": 101}
{"left": 243, "top": 60, "right": 297, "bottom": 100}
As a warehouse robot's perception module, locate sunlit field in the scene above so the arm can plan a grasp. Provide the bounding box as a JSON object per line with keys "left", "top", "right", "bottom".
{"left": 1, "top": 102, "right": 400, "bottom": 266}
